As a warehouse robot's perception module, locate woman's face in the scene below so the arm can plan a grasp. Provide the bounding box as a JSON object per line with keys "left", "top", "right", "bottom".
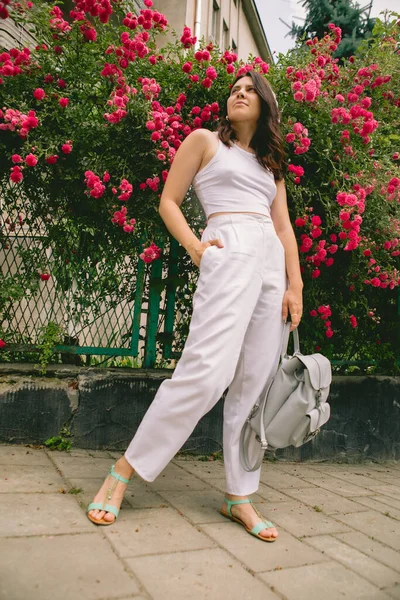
{"left": 227, "top": 76, "right": 261, "bottom": 124}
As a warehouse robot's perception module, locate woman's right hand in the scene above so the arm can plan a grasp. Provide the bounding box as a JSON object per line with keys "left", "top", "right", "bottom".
{"left": 189, "top": 239, "right": 224, "bottom": 268}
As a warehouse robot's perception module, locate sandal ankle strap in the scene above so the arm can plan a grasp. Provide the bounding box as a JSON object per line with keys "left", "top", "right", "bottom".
{"left": 224, "top": 497, "right": 252, "bottom": 517}
{"left": 109, "top": 464, "right": 130, "bottom": 485}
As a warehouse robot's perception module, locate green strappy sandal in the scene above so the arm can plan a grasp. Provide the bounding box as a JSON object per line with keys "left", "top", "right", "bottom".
{"left": 220, "top": 498, "right": 277, "bottom": 542}
{"left": 86, "top": 464, "right": 131, "bottom": 526}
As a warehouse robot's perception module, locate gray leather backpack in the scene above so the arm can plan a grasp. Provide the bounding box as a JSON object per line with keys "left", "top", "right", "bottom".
{"left": 240, "top": 324, "right": 332, "bottom": 472}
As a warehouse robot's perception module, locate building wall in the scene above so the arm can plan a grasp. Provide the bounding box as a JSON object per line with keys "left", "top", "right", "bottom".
{"left": 0, "top": 16, "right": 37, "bottom": 49}
{"left": 236, "top": 1, "right": 259, "bottom": 61}
{"left": 0, "top": 0, "right": 145, "bottom": 49}
{"left": 153, "top": 0, "right": 270, "bottom": 62}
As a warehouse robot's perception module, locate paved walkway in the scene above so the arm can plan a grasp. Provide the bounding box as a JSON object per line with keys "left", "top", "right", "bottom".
{"left": 0, "top": 443, "right": 399, "bottom": 600}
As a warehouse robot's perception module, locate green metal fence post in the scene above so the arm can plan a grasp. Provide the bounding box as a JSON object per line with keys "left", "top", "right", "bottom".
{"left": 130, "top": 244, "right": 146, "bottom": 359}
{"left": 162, "top": 236, "right": 179, "bottom": 359}
{"left": 143, "top": 240, "right": 165, "bottom": 368}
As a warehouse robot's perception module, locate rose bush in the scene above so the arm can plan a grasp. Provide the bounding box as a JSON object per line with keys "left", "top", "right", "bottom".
{"left": 0, "top": 0, "right": 398, "bottom": 371}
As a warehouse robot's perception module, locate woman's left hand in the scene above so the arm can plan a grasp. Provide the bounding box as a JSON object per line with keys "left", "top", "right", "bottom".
{"left": 282, "top": 287, "right": 303, "bottom": 331}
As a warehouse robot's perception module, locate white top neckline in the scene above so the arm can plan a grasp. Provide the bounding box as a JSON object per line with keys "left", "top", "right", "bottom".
{"left": 232, "top": 142, "right": 256, "bottom": 157}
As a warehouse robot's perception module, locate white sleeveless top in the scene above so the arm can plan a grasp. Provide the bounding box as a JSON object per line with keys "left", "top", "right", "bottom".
{"left": 192, "top": 132, "right": 277, "bottom": 220}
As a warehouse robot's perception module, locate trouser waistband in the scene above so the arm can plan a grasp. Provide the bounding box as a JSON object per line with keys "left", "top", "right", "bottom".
{"left": 206, "top": 213, "right": 273, "bottom": 227}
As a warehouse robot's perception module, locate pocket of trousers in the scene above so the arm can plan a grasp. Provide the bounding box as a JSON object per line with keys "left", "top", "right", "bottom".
{"left": 199, "top": 244, "right": 214, "bottom": 269}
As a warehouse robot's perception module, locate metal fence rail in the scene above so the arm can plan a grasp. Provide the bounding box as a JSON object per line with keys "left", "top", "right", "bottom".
{"left": 0, "top": 181, "right": 201, "bottom": 368}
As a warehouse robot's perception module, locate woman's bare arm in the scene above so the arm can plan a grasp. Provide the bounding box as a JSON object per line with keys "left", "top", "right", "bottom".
{"left": 158, "top": 129, "right": 223, "bottom": 267}
{"left": 270, "top": 178, "right": 303, "bottom": 329}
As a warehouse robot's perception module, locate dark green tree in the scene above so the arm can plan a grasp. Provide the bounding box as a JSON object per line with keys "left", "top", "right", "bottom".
{"left": 290, "top": 0, "right": 375, "bottom": 59}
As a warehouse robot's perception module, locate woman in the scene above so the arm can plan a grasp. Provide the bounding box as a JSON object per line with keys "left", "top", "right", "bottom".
{"left": 87, "top": 71, "right": 303, "bottom": 542}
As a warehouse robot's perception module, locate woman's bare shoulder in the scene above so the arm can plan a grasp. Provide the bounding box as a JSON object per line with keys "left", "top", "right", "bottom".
{"left": 186, "top": 128, "right": 219, "bottom": 146}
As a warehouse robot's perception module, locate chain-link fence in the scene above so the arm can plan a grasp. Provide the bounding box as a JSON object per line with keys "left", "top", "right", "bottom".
{"left": 0, "top": 179, "right": 204, "bottom": 368}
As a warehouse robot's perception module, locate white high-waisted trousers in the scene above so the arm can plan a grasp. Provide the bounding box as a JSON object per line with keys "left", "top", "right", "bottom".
{"left": 125, "top": 213, "right": 287, "bottom": 495}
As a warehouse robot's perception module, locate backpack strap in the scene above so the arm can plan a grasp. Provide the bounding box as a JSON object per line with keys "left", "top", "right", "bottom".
{"left": 280, "top": 322, "right": 300, "bottom": 359}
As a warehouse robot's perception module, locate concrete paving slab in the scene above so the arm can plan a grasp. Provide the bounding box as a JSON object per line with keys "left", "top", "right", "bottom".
{"left": 259, "top": 560, "right": 391, "bottom": 600}
{"left": 197, "top": 476, "right": 295, "bottom": 506}
{"left": 113, "top": 597, "right": 149, "bottom": 600}
{"left": 112, "top": 597, "right": 149, "bottom": 600}
{"left": 0, "top": 492, "right": 93, "bottom": 536}
{"left": 49, "top": 455, "right": 118, "bottom": 478}
{"left": 366, "top": 472, "right": 400, "bottom": 483}
{"left": 275, "top": 486, "right": 370, "bottom": 515}
{"left": 335, "top": 531, "right": 400, "bottom": 574}
{"left": 173, "top": 458, "right": 226, "bottom": 479}
{"left": 363, "top": 483, "right": 400, "bottom": 501}
{"left": 60, "top": 448, "right": 92, "bottom": 458}
{"left": 329, "top": 472, "right": 388, "bottom": 488}
{"left": 200, "top": 521, "right": 328, "bottom": 573}
{"left": 1, "top": 444, "right": 399, "bottom": 600}
{"left": 300, "top": 475, "right": 375, "bottom": 497}
{"left": 351, "top": 496, "right": 400, "bottom": 521}
{"left": 0, "top": 445, "right": 52, "bottom": 466}
{"left": 362, "top": 494, "right": 400, "bottom": 512}
{"left": 147, "top": 463, "right": 211, "bottom": 492}
{"left": 385, "top": 583, "right": 400, "bottom": 599}
{"left": 0, "top": 534, "right": 142, "bottom": 600}
{"left": 199, "top": 477, "right": 228, "bottom": 493}
{"left": 69, "top": 477, "right": 163, "bottom": 511}
{"left": 156, "top": 489, "right": 270, "bottom": 524}
{"left": 156, "top": 489, "right": 229, "bottom": 524}
{"left": 369, "top": 478, "right": 400, "bottom": 487}
{"left": 103, "top": 507, "right": 216, "bottom": 558}
{"left": 301, "top": 463, "right": 396, "bottom": 474}
{"left": 85, "top": 449, "right": 118, "bottom": 459}
{"left": 252, "top": 500, "right": 352, "bottom": 538}
{"left": 256, "top": 483, "right": 296, "bottom": 503}
{"left": 320, "top": 470, "right": 400, "bottom": 492}
{"left": 263, "top": 463, "right": 324, "bottom": 478}
{"left": 260, "top": 467, "right": 319, "bottom": 490}
{"left": 335, "top": 510, "right": 400, "bottom": 551}
{"left": 126, "top": 548, "right": 279, "bottom": 600}
{"left": 306, "top": 534, "right": 400, "bottom": 589}
{"left": 0, "top": 464, "right": 65, "bottom": 493}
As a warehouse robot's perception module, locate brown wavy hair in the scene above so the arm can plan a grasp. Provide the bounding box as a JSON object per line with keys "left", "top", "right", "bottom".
{"left": 217, "top": 71, "right": 286, "bottom": 180}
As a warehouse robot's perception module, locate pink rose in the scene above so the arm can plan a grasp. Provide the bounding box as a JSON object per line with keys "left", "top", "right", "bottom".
{"left": 25, "top": 153, "right": 38, "bottom": 166}
{"left": 33, "top": 88, "right": 45, "bottom": 100}
{"left": 10, "top": 166, "right": 23, "bottom": 183}
{"left": 311, "top": 215, "right": 321, "bottom": 226}
{"left": 349, "top": 315, "right": 357, "bottom": 328}
{"left": 201, "top": 77, "right": 212, "bottom": 88}
{"left": 61, "top": 143, "right": 72, "bottom": 154}
{"left": 182, "top": 62, "right": 193, "bottom": 73}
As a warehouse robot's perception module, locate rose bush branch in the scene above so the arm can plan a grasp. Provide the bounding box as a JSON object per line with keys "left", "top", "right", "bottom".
{"left": 0, "top": 0, "right": 399, "bottom": 371}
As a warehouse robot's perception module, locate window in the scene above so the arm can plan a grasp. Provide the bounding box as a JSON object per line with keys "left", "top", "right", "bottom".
{"left": 212, "top": 0, "right": 221, "bottom": 43}
{"left": 223, "top": 20, "right": 229, "bottom": 50}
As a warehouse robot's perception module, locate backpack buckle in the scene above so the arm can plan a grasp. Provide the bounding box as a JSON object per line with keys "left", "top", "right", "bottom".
{"left": 303, "top": 428, "right": 320, "bottom": 443}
